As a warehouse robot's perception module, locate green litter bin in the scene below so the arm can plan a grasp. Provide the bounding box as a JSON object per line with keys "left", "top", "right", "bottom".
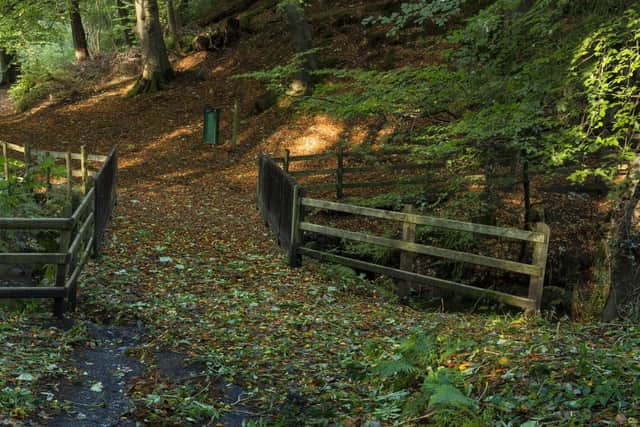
{"left": 203, "top": 106, "right": 221, "bottom": 145}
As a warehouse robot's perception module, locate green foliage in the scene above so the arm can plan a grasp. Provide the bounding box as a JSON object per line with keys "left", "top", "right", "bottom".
{"left": 83, "top": 0, "right": 130, "bottom": 52}
{"left": 0, "top": 0, "right": 67, "bottom": 50}
{"left": 7, "top": 42, "right": 78, "bottom": 111}
{"left": 565, "top": 8, "right": 640, "bottom": 183}
{"left": 363, "top": 0, "right": 467, "bottom": 37}
{"left": 0, "top": 153, "right": 68, "bottom": 252}
{"left": 368, "top": 332, "right": 479, "bottom": 424}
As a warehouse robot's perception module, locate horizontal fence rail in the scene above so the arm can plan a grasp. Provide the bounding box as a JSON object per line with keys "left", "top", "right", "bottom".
{"left": 292, "top": 197, "right": 550, "bottom": 312}
{"left": 0, "top": 143, "right": 117, "bottom": 318}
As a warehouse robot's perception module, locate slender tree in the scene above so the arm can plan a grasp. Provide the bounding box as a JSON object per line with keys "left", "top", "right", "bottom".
{"left": 282, "top": 2, "right": 317, "bottom": 96}
{"left": 167, "top": 0, "right": 181, "bottom": 40}
{"left": 116, "top": 0, "right": 133, "bottom": 46}
{"left": 128, "top": 0, "right": 174, "bottom": 95}
{"left": 69, "top": 0, "right": 90, "bottom": 61}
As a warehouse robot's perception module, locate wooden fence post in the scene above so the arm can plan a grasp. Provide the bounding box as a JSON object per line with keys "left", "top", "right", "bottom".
{"left": 289, "top": 184, "right": 303, "bottom": 268}
{"left": 81, "top": 145, "right": 88, "bottom": 194}
{"left": 528, "top": 222, "right": 550, "bottom": 313}
{"left": 53, "top": 206, "right": 73, "bottom": 318}
{"left": 65, "top": 152, "right": 72, "bottom": 202}
{"left": 336, "top": 142, "right": 344, "bottom": 199}
{"left": 398, "top": 204, "right": 417, "bottom": 301}
{"left": 283, "top": 149, "right": 290, "bottom": 174}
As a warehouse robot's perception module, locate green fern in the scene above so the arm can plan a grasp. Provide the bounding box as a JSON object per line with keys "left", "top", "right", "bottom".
{"left": 373, "top": 357, "right": 418, "bottom": 378}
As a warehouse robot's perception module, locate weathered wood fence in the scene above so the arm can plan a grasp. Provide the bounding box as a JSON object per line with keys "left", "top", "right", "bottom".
{"left": 0, "top": 143, "right": 117, "bottom": 317}
{"left": 257, "top": 153, "right": 300, "bottom": 249}
{"left": 258, "top": 149, "right": 551, "bottom": 313}
{"left": 272, "top": 145, "right": 430, "bottom": 199}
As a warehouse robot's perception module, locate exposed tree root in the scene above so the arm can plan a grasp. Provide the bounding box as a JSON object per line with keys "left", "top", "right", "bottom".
{"left": 127, "top": 70, "right": 175, "bottom": 97}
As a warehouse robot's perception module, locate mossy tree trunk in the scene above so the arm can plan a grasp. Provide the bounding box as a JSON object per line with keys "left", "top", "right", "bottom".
{"left": 604, "top": 157, "right": 640, "bottom": 321}
{"left": 69, "top": 0, "right": 90, "bottom": 62}
{"left": 129, "top": 0, "right": 174, "bottom": 96}
{"left": 283, "top": 2, "right": 317, "bottom": 96}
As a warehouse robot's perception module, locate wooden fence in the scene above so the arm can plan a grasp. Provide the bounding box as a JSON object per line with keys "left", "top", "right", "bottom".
{"left": 257, "top": 153, "right": 300, "bottom": 249}
{"left": 0, "top": 143, "right": 117, "bottom": 317}
{"left": 258, "top": 150, "right": 552, "bottom": 313}
{"left": 289, "top": 196, "right": 550, "bottom": 312}
{"left": 272, "top": 146, "right": 429, "bottom": 198}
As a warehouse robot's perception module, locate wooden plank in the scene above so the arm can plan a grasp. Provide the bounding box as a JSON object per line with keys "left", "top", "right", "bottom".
{"left": 398, "top": 204, "right": 417, "bottom": 300}
{"left": 67, "top": 213, "right": 94, "bottom": 260}
{"left": 66, "top": 236, "right": 94, "bottom": 310}
{"left": 54, "top": 204, "right": 73, "bottom": 318}
{"left": 81, "top": 145, "right": 88, "bottom": 194}
{"left": 288, "top": 185, "right": 302, "bottom": 268}
{"left": 31, "top": 149, "right": 107, "bottom": 162}
{"left": 528, "top": 222, "right": 551, "bottom": 312}
{"left": 70, "top": 188, "right": 95, "bottom": 223}
{"left": 289, "top": 168, "right": 336, "bottom": 177}
{"left": 283, "top": 149, "right": 290, "bottom": 173}
{"left": 72, "top": 169, "right": 96, "bottom": 178}
{"left": 0, "top": 142, "right": 107, "bottom": 162}
{"left": 299, "top": 222, "right": 542, "bottom": 276}
{"left": 0, "top": 287, "right": 67, "bottom": 298}
{"left": 65, "top": 152, "right": 72, "bottom": 202}
{"left": 301, "top": 198, "right": 545, "bottom": 243}
{"left": 0, "top": 218, "right": 73, "bottom": 230}
{"left": 299, "top": 247, "right": 536, "bottom": 310}
{"left": 4, "top": 142, "right": 25, "bottom": 153}
{"left": 0, "top": 253, "right": 68, "bottom": 264}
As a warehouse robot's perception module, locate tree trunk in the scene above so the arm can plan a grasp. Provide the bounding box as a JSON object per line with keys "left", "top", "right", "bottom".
{"left": 283, "top": 3, "right": 317, "bottom": 96}
{"left": 0, "top": 49, "right": 11, "bottom": 85}
{"left": 604, "top": 157, "right": 640, "bottom": 321}
{"left": 116, "top": 0, "right": 133, "bottom": 46}
{"left": 129, "top": 0, "right": 174, "bottom": 96}
{"left": 178, "top": 0, "right": 189, "bottom": 23}
{"left": 167, "top": 0, "right": 181, "bottom": 39}
{"left": 69, "top": 0, "right": 90, "bottom": 62}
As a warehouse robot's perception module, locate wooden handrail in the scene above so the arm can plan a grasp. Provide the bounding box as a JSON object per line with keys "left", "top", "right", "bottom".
{"left": 1, "top": 141, "right": 108, "bottom": 162}
{"left": 0, "top": 218, "right": 74, "bottom": 230}
{"left": 301, "top": 198, "right": 545, "bottom": 243}
{"left": 299, "top": 221, "right": 542, "bottom": 276}
{"left": 299, "top": 247, "right": 536, "bottom": 310}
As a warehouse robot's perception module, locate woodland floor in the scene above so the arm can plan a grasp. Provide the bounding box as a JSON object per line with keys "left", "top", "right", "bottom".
{"left": 1, "top": 15, "right": 640, "bottom": 426}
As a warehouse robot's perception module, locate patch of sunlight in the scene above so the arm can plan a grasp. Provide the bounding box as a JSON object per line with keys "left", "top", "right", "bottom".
{"left": 266, "top": 114, "right": 344, "bottom": 155}
{"left": 175, "top": 52, "right": 208, "bottom": 72}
